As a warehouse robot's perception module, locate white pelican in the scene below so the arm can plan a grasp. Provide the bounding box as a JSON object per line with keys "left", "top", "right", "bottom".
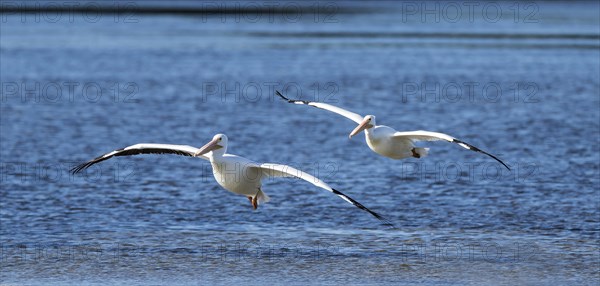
{"left": 71, "top": 134, "right": 391, "bottom": 226}
{"left": 276, "top": 91, "right": 509, "bottom": 170}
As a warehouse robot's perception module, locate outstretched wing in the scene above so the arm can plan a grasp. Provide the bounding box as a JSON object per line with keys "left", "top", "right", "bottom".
{"left": 71, "top": 143, "right": 207, "bottom": 174}
{"left": 393, "top": 130, "right": 510, "bottom": 170}
{"left": 255, "top": 163, "right": 393, "bottom": 227}
{"left": 276, "top": 90, "right": 364, "bottom": 124}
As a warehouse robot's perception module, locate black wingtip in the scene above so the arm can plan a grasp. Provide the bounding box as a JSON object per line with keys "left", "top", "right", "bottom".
{"left": 453, "top": 139, "right": 511, "bottom": 171}
{"left": 483, "top": 152, "right": 511, "bottom": 171}
{"left": 331, "top": 188, "right": 395, "bottom": 228}
{"left": 275, "top": 90, "right": 311, "bottom": 105}
{"left": 70, "top": 163, "right": 88, "bottom": 175}
{"left": 499, "top": 160, "right": 511, "bottom": 171}
{"left": 275, "top": 90, "right": 291, "bottom": 102}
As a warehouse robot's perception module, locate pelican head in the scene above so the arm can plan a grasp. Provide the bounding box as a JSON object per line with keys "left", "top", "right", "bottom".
{"left": 195, "top": 134, "right": 228, "bottom": 157}
{"left": 349, "top": 115, "right": 376, "bottom": 138}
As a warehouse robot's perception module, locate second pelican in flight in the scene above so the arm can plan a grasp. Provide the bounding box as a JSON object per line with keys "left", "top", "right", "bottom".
{"left": 71, "top": 134, "right": 391, "bottom": 226}
{"left": 276, "top": 91, "right": 509, "bottom": 170}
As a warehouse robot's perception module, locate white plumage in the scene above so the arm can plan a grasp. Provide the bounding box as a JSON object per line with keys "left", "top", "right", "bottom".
{"left": 71, "top": 134, "right": 391, "bottom": 226}
{"left": 277, "top": 91, "right": 509, "bottom": 170}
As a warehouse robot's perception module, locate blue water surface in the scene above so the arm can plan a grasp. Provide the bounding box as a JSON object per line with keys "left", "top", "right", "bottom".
{"left": 1, "top": 1, "right": 599, "bottom": 285}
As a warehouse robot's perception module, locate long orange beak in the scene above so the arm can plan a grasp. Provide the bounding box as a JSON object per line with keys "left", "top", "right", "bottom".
{"left": 349, "top": 118, "right": 372, "bottom": 139}
{"left": 194, "top": 138, "right": 222, "bottom": 157}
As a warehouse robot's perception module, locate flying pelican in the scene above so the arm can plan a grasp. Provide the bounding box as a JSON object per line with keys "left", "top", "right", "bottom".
{"left": 276, "top": 91, "right": 509, "bottom": 170}
{"left": 71, "top": 134, "right": 391, "bottom": 226}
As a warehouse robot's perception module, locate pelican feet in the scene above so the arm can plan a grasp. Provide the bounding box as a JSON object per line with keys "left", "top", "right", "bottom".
{"left": 247, "top": 196, "right": 258, "bottom": 210}
{"left": 411, "top": 148, "right": 421, "bottom": 158}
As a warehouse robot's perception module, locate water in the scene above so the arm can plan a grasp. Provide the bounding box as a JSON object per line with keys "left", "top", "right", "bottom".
{"left": 1, "top": 1, "right": 599, "bottom": 285}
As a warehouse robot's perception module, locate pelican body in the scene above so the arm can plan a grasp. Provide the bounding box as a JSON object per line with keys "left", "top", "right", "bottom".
{"left": 71, "top": 134, "right": 391, "bottom": 226}
{"left": 277, "top": 91, "right": 509, "bottom": 170}
{"left": 364, "top": 125, "right": 423, "bottom": 159}
{"left": 210, "top": 154, "right": 265, "bottom": 200}
{"left": 200, "top": 137, "right": 270, "bottom": 206}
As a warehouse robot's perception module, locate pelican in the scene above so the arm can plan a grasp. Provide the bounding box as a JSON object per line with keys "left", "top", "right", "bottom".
{"left": 276, "top": 91, "right": 509, "bottom": 170}
{"left": 71, "top": 134, "right": 391, "bottom": 226}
